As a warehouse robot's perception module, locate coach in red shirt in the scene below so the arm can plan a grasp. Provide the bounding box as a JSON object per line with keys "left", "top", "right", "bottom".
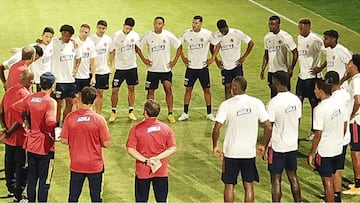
{"left": 61, "top": 86, "right": 111, "bottom": 202}
{"left": 0, "top": 70, "right": 33, "bottom": 201}
{"left": 126, "top": 99, "right": 177, "bottom": 202}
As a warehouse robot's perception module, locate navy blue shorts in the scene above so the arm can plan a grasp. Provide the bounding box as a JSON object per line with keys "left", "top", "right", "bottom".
{"left": 221, "top": 65, "right": 243, "bottom": 85}
{"left": 337, "top": 145, "right": 348, "bottom": 170}
{"left": 315, "top": 153, "right": 342, "bottom": 177}
{"left": 95, "top": 73, "right": 109, "bottom": 90}
{"left": 221, "top": 157, "right": 259, "bottom": 184}
{"left": 75, "top": 78, "right": 91, "bottom": 93}
{"left": 267, "top": 148, "right": 298, "bottom": 174}
{"left": 145, "top": 71, "right": 172, "bottom": 90}
{"left": 350, "top": 123, "right": 360, "bottom": 151}
{"left": 184, "top": 66, "right": 210, "bottom": 89}
{"left": 112, "top": 68, "right": 138, "bottom": 88}
{"left": 295, "top": 78, "right": 317, "bottom": 99}
{"left": 54, "top": 83, "right": 77, "bottom": 99}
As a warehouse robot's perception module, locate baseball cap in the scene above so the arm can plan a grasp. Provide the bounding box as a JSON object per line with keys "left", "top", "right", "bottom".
{"left": 40, "top": 72, "right": 56, "bottom": 89}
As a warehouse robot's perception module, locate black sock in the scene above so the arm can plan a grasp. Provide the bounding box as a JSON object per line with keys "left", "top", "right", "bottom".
{"left": 184, "top": 104, "right": 189, "bottom": 114}
{"left": 56, "top": 122, "right": 60, "bottom": 127}
{"left": 168, "top": 112, "right": 172, "bottom": 115}
{"left": 334, "top": 192, "right": 341, "bottom": 202}
{"left": 111, "top": 108, "right": 116, "bottom": 114}
{"left": 355, "top": 178, "right": 360, "bottom": 188}
{"left": 129, "top": 108, "right": 134, "bottom": 113}
{"left": 206, "top": 105, "right": 211, "bottom": 114}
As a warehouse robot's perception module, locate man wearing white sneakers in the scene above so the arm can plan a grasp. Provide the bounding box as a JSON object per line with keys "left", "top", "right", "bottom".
{"left": 109, "top": 17, "right": 140, "bottom": 122}
{"left": 178, "top": 15, "right": 218, "bottom": 122}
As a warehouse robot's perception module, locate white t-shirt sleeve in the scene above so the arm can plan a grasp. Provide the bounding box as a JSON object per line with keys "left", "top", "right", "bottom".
{"left": 284, "top": 34, "right": 297, "bottom": 51}
{"left": 168, "top": 32, "right": 181, "bottom": 49}
{"left": 353, "top": 78, "right": 360, "bottom": 96}
{"left": 215, "top": 102, "right": 227, "bottom": 124}
{"left": 341, "top": 48, "right": 352, "bottom": 64}
{"left": 138, "top": 33, "right": 148, "bottom": 49}
{"left": 257, "top": 99, "right": 270, "bottom": 122}
{"left": 90, "top": 43, "right": 97, "bottom": 59}
{"left": 313, "top": 106, "right": 323, "bottom": 131}
{"left": 3, "top": 51, "right": 22, "bottom": 69}
{"left": 266, "top": 100, "right": 276, "bottom": 123}
{"left": 237, "top": 30, "right": 252, "bottom": 44}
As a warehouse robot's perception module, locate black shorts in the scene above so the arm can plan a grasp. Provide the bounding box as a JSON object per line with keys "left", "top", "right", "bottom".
{"left": 221, "top": 65, "right": 243, "bottom": 85}
{"left": 75, "top": 78, "right": 91, "bottom": 93}
{"left": 145, "top": 71, "right": 172, "bottom": 90}
{"left": 135, "top": 176, "right": 168, "bottom": 202}
{"left": 54, "top": 83, "right": 77, "bottom": 99}
{"left": 95, "top": 73, "right": 109, "bottom": 90}
{"left": 221, "top": 157, "right": 259, "bottom": 184}
{"left": 112, "top": 68, "right": 138, "bottom": 88}
{"left": 315, "top": 153, "right": 342, "bottom": 177}
{"left": 184, "top": 66, "right": 210, "bottom": 89}
{"left": 267, "top": 148, "right": 297, "bottom": 174}
{"left": 350, "top": 123, "right": 360, "bottom": 151}
{"left": 295, "top": 78, "right": 317, "bottom": 99}
{"left": 337, "top": 145, "right": 348, "bottom": 170}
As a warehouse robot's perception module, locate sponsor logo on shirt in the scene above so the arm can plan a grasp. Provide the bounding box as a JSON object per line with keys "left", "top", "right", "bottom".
{"left": 151, "top": 45, "right": 165, "bottom": 52}
{"left": 121, "top": 44, "right": 134, "bottom": 52}
{"left": 42, "top": 56, "right": 51, "bottom": 64}
{"left": 96, "top": 48, "right": 107, "bottom": 54}
{"left": 147, "top": 125, "right": 161, "bottom": 133}
{"left": 331, "top": 109, "right": 341, "bottom": 120}
{"left": 268, "top": 46, "right": 281, "bottom": 52}
{"left": 189, "top": 44, "right": 204, "bottom": 50}
{"left": 60, "top": 55, "right": 74, "bottom": 61}
{"left": 81, "top": 52, "right": 90, "bottom": 58}
{"left": 298, "top": 50, "right": 307, "bottom": 56}
{"left": 77, "top": 116, "right": 91, "bottom": 122}
{"left": 327, "top": 61, "right": 334, "bottom": 67}
{"left": 221, "top": 44, "right": 234, "bottom": 51}
{"left": 30, "top": 97, "right": 43, "bottom": 103}
{"left": 285, "top": 105, "right": 297, "bottom": 113}
{"left": 236, "top": 108, "right": 251, "bottom": 116}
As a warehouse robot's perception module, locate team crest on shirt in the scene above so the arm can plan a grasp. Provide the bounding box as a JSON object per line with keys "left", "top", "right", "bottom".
{"left": 333, "top": 55, "right": 336, "bottom": 60}
{"left": 131, "top": 39, "right": 134, "bottom": 42}
{"left": 104, "top": 43, "right": 107, "bottom": 46}
{"left": 77, "top": 116, "right": 91, "bottom": 122}
{"left": 306, "top": 44, "right": 310, "bottom": 48}
{"left": 163, "top": 40, "right": 166, "bottom": 43}
{"left": 230, "top": 38, "right": 234, "bottom": 43}
{"left": 200, "top": 38, "right": 204, "bottom": 42}
{"left": 278, "top": 40, "right": 282, "bottom": 44}
{"left": 87, "top": 47, "right": 90, "bottom": 51}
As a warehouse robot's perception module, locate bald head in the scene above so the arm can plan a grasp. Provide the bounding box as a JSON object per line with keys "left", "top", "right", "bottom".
{"left": 22, "top": 46, "right": 36, "bottom": 61}
{"left": 20, "top": 69, "right": 34, "bottom": 89}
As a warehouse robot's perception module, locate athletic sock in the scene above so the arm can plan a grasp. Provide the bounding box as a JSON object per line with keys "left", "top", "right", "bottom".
{"left": 206, "top": 105, "right": 212, "bottom": 115}
{"left": 334, "top": 192, "right": 341, "bottom": 202}
{"left": 184, "top": 104, "right": 189, "bottom": 114}
{"left": 355, "top": 178, "right": 360, "bottom": 188}
{"left": 168, "top": 112, "right": 173, "bottom": 115}
{"left": 111, "top": 108, "right": 116, "bottom": 114}
{"left": 129, "top": 107, "right": 134, "bottom": 113}
{"left": 56, "top": 122, "right": 60, "bottom": 127}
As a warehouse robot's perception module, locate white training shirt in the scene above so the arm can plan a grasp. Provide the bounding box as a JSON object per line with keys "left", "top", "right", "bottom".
{"left": 2, "top": 51, "right": 21, "bottom": 69}
{"left": 266, "top": 91, "right": 302, "bottom": 152}
{"left": 213, "top": 28, "right": 252, "bottom": 70}
{"left": 264, "top": 30, "right": 297, "bottom": 73}
{"left": 51, "top": 38, "right": 81, "bottom": 83}
{"left": 109, "top": 30, "right": 140, "bottom": 70}
{"left": 326, "top": 44, "right": 352, "bottom": 87}
{"left": 180, "top": 28, "right": 216, "bottom": 69}
{"left": 89, "top": 34, "right": 112, "bottom": 75}
{"left": 297, "top": 32, "right": 324, "bottom": 79}
{"left": 349, "top": 73, "right": 360, "bottom": 124}
{"left": 215, "top": 94, "right": 269, "bottom": 158}
{"left": 332, "top": 89, "right": 351, "bottom": 145}
{"left": 74, "top": 37, "right": 97, "bottom": 79}
{"left": 313, "top": 97, "right": 347, "bottom": 157}
{"left": 139, "top": 29, "right": 181, "bottom": 73}
{"left": 31, "top": 41, "right": 53, "bottom": 84}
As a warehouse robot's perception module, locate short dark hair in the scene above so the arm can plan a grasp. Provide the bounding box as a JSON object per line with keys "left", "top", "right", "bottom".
{"left": 81, "top": 86, "right": 97, "bottom": 105}
{"left": 193, "top": 15, "right": 203, "bottom": 22}
{"left": 269, "top": 15, "right": 280, "bottom": 23}
{"left": 324, "top": 71, "right": 340, "bottom": 85}
{"left": 272, "top": 71, "right": 289, "bottom": 86}
{"left": 144, "top": 99, "right": 160, "bottom": 117}
{"left": 60, "top": 24, "right": 75, "bottom": 35}
{"left": 323, "top": 29, "right": 339, "bottom": 39}
{"left": 298, "top": 18, "right": 311, "bottom": 26}
{"left": 217, "top": 19, "right": 227, "bottom": 29}
{"left": 352, "top": 54, "right": 360, "bottom": 72}
{"left": 43, "top": 27, "right": 54, "bottom": 35}
{"left": 97, "top": 20, "right": 107, "bottom": 27}
{"left": 124, "top": 17, "right": 135, "bottom": 27}
{"left": 33, "top": 45, "right": 43, "bottom": 57}
{"left": 81, "top": 24, "right": 91, "bottom": 30}
{"left": 316, "top": 79, "right": 332, "bottom": 95}
{"left": 233, "top": 76, "right": 247, "bottom": 91}
{"left": 154, "top": 16, "right": 165, "bottom": 23}
{"left": 21, "top": 46, "right": 35, "bottom": 60}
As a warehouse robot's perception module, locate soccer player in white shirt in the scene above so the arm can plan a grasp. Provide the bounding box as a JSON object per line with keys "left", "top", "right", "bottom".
{"left": 211, "top": 19, "right": 254, "bottom": 99}
{"left": 325, "top": 71, "right": 352, "bottom": 201}
{"left": 74, "top": 24, "right": 96, "bottom": 92}
{"left": 178, "top": 15, "right": 218, "bottom": 121}
{"left": 260, "top": 15, "right": 298, "bottom": 98}
{"left": 51, "top": 24, "right": 81, "bottom": 126}
{"left": 296, "top": 18, "right": 325, "bottom": 141}
{"left": 89, "top": 20, "right": 112, "bottom": 114}
{"left": 108, "top": 17, "right": 140, "bottom": 122}
{"left": 258, "top": 71, "right": 302, "bottom": 202}
{"left": 313, "top": 30, "right": 352, "bottom": 88}
{"left": 137, "top": 16, "right": 182, "bottom": 123}
{"left": 343, "top": 54, "right": 360, "bottom": 195}
{"left": 212, "top": 76, "right": 272, "bottom": 202}
{"left": 308, "top": 79, "right": 347, "bottom": 202}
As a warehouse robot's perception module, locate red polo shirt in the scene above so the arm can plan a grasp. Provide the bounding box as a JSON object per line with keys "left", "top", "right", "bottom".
{"left": 6, "top": 61, "right": 27, "bottom": 89}
{"left": 126, "top": 117, "right": 176, "bottom": 179}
